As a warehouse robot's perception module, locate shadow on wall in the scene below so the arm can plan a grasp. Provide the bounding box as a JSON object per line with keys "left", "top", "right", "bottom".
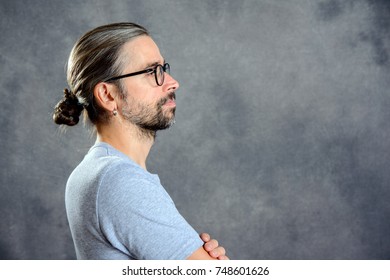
{"left": 316, "top": 0, "right": 389, "bottom": 67}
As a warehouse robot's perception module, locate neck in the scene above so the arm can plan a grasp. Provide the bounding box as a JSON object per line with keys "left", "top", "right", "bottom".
{"left": 96, "top": 120, "right": 155, "bottom": 170}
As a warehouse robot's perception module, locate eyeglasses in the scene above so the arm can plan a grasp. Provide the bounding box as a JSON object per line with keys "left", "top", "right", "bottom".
{"left": 104, "top": 63, "right": 170, "bottom": 86}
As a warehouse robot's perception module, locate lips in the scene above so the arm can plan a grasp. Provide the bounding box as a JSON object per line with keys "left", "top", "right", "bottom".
{"left": 165, "top": 97, "right": 176, "bottom": 106}
{"left": 163, "top": 92, "right": 176, "bottom": 107}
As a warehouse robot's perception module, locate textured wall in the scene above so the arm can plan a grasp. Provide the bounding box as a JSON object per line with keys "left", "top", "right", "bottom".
{"left": 0, "top": 0, "right": 389, "bottom": 259}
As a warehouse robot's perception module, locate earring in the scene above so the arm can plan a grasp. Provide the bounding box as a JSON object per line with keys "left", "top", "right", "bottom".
{"left": 113, "top": 109, "right": 118, "bottom": 116}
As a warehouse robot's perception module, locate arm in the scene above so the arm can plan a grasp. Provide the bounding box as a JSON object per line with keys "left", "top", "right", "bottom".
{"left": 187, "top": 246, "right": 217, "bottom": 260}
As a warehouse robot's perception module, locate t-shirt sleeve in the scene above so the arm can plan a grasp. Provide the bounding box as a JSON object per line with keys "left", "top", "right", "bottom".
{"left": 96, "top": 161, "right": 203, "bottom": 260}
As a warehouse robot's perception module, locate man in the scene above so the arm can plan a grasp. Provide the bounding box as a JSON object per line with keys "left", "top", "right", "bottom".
{"left": 53, "top": 22, "right": 228, "bottom": 260}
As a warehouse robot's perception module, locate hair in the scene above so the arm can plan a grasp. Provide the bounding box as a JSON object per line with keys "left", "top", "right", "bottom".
{"left": 53, "top": 22, "right": 149, "bottom": 126}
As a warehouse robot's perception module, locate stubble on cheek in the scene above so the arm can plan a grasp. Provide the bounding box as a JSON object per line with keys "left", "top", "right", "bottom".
{"left": 121, "top": 92, "right": 176, "bottom": 131}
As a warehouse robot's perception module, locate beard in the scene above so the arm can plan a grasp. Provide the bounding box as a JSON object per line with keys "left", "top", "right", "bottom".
{"left": 120, "top": 91, "right": 176, "bottom": 137}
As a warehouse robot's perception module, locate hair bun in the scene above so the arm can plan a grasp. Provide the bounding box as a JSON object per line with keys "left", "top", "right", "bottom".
{"left": 53, "top": 88, "right": 84, "bottom": 126}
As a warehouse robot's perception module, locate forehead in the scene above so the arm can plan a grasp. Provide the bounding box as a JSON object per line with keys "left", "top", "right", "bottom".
{"left": 120, "top": 35, "right": 164, "bottom": 70}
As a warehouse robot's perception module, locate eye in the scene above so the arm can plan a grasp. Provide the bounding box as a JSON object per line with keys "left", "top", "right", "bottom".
{"left": 145, "top": 68, "right": 155, "bottom": 75}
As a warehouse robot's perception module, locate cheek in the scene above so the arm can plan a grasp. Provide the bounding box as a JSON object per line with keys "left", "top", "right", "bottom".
{"left": 121, "top": 80, "right": 164, "bottom": 106}
{"left": 123, "top": 94, "right": 157, "bottom": 114}
{"left": 126, "top": 83, "right": 158, "bottom": 101}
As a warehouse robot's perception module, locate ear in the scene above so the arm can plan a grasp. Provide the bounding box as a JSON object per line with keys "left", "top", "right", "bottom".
{"left": 93, "top": 82, "right": 118, "bottom": 112}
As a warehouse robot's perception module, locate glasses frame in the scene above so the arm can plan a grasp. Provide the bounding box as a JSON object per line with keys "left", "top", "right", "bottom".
{"left": 104, "top": 63, "right": 170, "bottom": 86}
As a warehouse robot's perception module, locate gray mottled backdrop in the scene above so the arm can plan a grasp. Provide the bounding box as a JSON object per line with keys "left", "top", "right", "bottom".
{"left": 0, "top": 0, "right": 389, "bottom": 259}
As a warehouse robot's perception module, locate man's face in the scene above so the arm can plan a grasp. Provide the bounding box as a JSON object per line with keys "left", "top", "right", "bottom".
{"left": 116, "top": 36, "right": 179, "bottom": 132}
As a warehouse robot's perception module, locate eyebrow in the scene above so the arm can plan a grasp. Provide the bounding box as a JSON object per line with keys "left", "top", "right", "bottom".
{"left": 144, "top": 59, "right": 166, "bottom": 69}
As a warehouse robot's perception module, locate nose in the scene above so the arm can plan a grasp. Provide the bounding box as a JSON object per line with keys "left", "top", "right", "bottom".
{"left": 163, "top": 73, "right": 180, "bottom": 92}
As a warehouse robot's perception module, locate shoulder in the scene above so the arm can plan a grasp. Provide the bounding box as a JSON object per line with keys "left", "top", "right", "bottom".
{"left": 97, "top": 156, "right": 170, "bottom": 206}
{"left": 82, "top": 142, "right": 157, "bottom": 188}
{"left": 101, "top": 157, "right": 159, "bottom": 189}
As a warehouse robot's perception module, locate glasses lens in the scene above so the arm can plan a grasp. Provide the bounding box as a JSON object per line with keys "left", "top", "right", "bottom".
{"left": 156, "top": 63, "right": 170, "bottom": 86}
{"left": 156, "top": 65, "right": 164, "bottom": 86}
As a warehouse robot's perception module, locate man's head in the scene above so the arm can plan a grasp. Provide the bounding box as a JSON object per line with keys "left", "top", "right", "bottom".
{"left": 99, "top": 34, "right": 179, "bottom": 137}
{"left": 53, "top": 22, "right": 179, "bottom": 134}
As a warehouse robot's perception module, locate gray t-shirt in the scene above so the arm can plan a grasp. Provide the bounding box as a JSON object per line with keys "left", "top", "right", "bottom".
{"left": 65, "top": 142, "right": 203, "bottom": 259}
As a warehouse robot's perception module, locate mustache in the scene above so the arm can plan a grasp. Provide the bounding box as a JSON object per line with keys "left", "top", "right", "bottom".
{"left": 157, "top": 92, "right": 176, "bottom": 107}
